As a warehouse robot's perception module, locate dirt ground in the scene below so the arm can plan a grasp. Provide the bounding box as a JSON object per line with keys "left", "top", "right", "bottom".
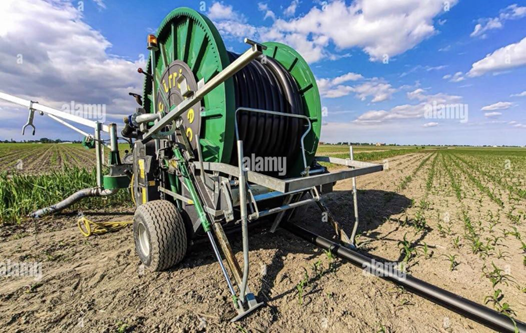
{"left": 1, "top": 153, "right": 525, "bottom": 332}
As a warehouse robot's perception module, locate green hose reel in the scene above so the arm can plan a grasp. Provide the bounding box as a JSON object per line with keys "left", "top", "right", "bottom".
{"left": 142, "top": 7, "right": 322, "bottom": 177}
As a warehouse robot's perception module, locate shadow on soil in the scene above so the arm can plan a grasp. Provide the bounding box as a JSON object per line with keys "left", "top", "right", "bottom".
{"left": 175, "top": 188, "right": 412, "bottom": 321}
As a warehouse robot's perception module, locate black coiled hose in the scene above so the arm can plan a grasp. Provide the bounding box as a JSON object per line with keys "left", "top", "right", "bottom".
{"left": 228, "top": 53, "right": 304, "bottom": 166}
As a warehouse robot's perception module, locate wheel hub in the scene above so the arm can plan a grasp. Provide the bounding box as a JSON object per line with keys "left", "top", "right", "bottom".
{"left": 156, "top": 60, "right": 201, "bottom": 149}
{"left": 137, "top": 223, "right": 150, "bottom": 256}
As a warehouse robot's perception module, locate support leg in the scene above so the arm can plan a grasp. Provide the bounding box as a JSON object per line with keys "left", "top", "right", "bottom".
{"left": 316, "top": 199, "right": 352, "bottom": 246}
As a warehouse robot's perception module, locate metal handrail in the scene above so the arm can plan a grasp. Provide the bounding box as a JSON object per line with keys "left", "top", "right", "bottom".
{"left": 234, "top": 107, "right": 313, "bottom": 173}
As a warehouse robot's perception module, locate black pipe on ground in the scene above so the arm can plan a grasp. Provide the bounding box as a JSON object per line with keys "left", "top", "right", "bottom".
{"left": 283, "top": 223, "right": 526, "bottom": 333}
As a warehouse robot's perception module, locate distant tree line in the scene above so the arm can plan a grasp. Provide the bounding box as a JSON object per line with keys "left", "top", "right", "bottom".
{"left": 0, "top": 138, "right": 81, "bottom": 143}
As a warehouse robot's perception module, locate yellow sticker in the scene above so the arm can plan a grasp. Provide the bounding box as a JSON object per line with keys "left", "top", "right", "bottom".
{"left": 158, "top": 102, "right": 164, "bottom": 112}
{"left": 186, "top": 127, "right": 193, "bottom": 142}
{"left": 172, "top": 72, "right": 177, "bottom": 87}
{"left": 187, "top": 108, "right": 195, "bottom": 123}
{"left": 162, "top": 80, "right": 168, "bottom": 93}
{"left": 138, "top": 159, "right": 145, "bottom": 179}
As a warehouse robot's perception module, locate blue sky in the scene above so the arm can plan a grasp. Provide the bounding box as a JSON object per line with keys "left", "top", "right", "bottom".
{"left": 0, "top": 0, "right": 525, "bottom": 145}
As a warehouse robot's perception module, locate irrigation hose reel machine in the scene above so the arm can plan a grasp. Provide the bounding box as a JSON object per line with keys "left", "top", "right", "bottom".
{"left": 2, "top": 7, "right": 525, "bottom": 331}
{"left": 120, "top": 8, "right": 383, "bottom": 320}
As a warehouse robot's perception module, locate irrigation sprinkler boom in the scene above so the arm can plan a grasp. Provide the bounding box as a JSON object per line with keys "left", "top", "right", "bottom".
{"left": 1, "top": 7, "right": 524, "bottom": 331}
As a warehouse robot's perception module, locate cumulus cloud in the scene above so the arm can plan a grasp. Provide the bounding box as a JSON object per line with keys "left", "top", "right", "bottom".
{"left": 511, "top": 91, "right": 526, "bottom": 97}
{"left": 467, "top": 37, "right": 526, "bottom": 77}
{"left": 0, "top": 0, "right": 145, "bottom": 134}
{"left": 317, "top": 74, "right": 395, "bottom": 102}
{"left": 480, "top": 102, "right": 513, "bottom": 111}
{"left": 316, "top": 72, "right": 363, "bottom": 98}
{"left": 355, "top": 89, "right": 462, "bottom": 123}
{"left": 208, "top": 0, "right": 457, "bottom": 63}
{"left": 331, "top": 72, "right": 364, "bottom": 85}
{"left": 471, "top": 4, "right": 526, "bottom": 38}
{"left": 284, "top": 0, "right": 299, "bottom": 17}
{"left": 258, "top": 3, "right": 276, "bottom": 21}
{"left": 208, "top": 2, "right": 240, "bottom": 20}
{"left": 352, "top": 79, "right": 396, "bottom": 103}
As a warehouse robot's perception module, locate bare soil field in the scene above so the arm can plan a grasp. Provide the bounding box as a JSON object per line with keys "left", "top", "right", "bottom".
{"left": 0, "top": 150, "right": 525, "bottom": 332}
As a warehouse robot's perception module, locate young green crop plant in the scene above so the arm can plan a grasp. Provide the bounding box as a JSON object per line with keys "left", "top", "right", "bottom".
{"left": 398, "top": 233, "right": 418, "bottom": 264}
{"left": 296, "top": 268, "right": 310, "bottom": 305}
{"left": 444, "top": 254, "right": 459, "bottom": 271}
{"left": 482, "top": 262, "right": 516, "bottom": 288}
{"left": 452, "top": 236, "right": 461, "bottom": 249}
{"left": 484, "top": 289, "right": 516, "bottom": 316}
{"left": 422, "top": 242, "right": 433, "bottom": 259}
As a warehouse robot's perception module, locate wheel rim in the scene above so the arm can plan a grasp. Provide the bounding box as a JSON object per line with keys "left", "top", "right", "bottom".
{"left": 137, "top": 223, "right": 150, "bottom": 256}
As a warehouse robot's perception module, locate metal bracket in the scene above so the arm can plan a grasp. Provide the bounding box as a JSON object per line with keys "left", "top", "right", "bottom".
{"left": 231, "top": 293, "right": 264, "bottom": 322}
{"left": 22, "top": 100, "right": 39, "bottom": 135}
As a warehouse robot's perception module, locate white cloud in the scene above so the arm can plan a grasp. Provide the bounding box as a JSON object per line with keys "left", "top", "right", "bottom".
{"left": 321, "top": 85, "right": 354, "bottom": 98}
{"left": 331, "top": 72, "right": 364, "bottom": 85}
{"left": 407, "top": 88, "right": 427, "bottom": 101}
{"left": 258, "top": 3, "right": 276, "bottom": 21}
{"left": 484, "top": 112, "right": 502, "bottom": 118}
{"left": 503, "top": 121, "right": 526, "bottom": 129}
{"left": 317, "top": 75, "right": 394, "bottom": 102}
{"left": 471, "top": 4, "right": 526, "bottom": 38}
{"left": 481, "top": 102, "right": 513, "bottom": 111}
{"left": 423, "top": 122, "right": 438, "bottom": 127}
{"left": 355, "top": 89, "right": 462, "bottom": 123}
{"left": 284, "top": 0, "right": 299, "bottom": 17}
{"left": 471, "top": 18, "right": 502, "bottom": 39}
{"left": 443, "top": 71, "right": 464, "bottom": 82}
{"left": 316, "top": 72, "right": 363, "bottom": 98}
{"left": 274, "top": 0, "right": 458, "bottom": 62}
{"left": 92, "top": 0, "right": 106, "bottom": 10}
{"left": 450, "top": 72, "right": 465, "bottom": 82}
{"left": 0, "top": 0, "right": 145, "bottom": 137}
{"left": 400, "top": 64, "right": 447, "bottom": 77}
{"left": 208, "top": 2, "right": 239, "bottom": 20}
{"left": 511, "top": 91, "right": 526, "bottom": 97}
{"left": 406, "top": 89, "right": 461, "bottom": 104}
{"left": 467, "top": 37, "right": 526, "bottom": 77}
{"left": 352, "top": 78, "right": 396, "bottom": 103}
{"left": 208, "top": 0, "right": 457, "bottom": 63}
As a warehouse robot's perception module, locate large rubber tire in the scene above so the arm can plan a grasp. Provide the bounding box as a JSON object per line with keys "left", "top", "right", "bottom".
{"left": 133, "top": 200, "right": 187, "bottom": 271}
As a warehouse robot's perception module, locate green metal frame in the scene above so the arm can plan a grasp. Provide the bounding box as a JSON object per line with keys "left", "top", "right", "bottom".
{"left": 103, "top": 174, "right": 130, "bottom": 190}
{"left": 142, "top": 7, "right": 235, "bottom": 165}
